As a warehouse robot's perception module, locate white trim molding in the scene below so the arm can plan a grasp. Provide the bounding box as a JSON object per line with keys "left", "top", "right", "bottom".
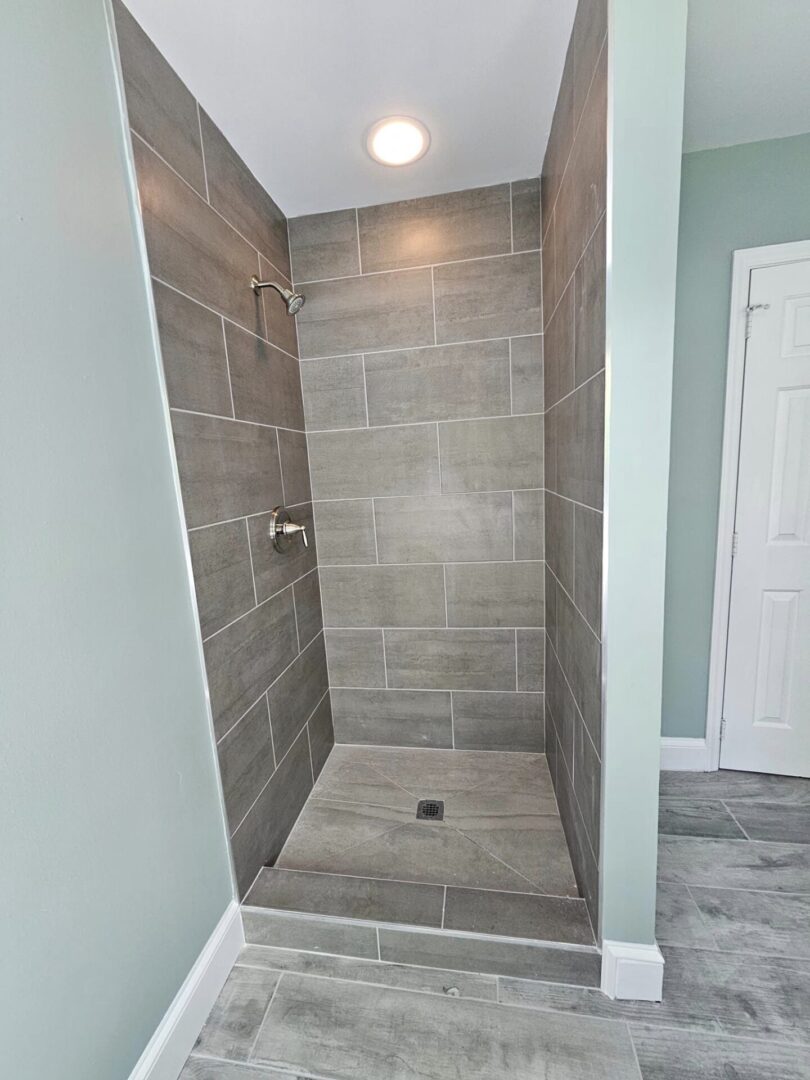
{"left": 127, "top": 901, "right": 243, "bottom": 1080}
{"left": 601, "top": 939, "right": 664, "bottom": 1001}
{"left": 660, "top": 736, "right": 710, "bottom": 771}
{"left": 706, "top": 238, "right": 810, "bottom": 772}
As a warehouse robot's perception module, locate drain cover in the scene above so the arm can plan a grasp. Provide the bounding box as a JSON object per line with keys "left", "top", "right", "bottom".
{"left": 416, "top": 799, "right": 444, "bottom": 821}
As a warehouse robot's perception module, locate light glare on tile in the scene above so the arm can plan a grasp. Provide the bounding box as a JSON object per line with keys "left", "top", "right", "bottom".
{"left": 367, "top": 116, "right": 430, "bottom": 167}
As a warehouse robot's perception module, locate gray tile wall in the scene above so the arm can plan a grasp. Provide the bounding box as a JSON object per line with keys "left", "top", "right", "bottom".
{"left": 541, "top": 0, "right": 607, "bottom": 928}
{"left": 291, "top": 181, "right": 545, "bottom": 754}
{"left": 114, "top": 1, "right": 332, "bottom": 898}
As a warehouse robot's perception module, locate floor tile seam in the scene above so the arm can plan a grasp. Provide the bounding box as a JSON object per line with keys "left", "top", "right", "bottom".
{"left": 657, "top": 878, "right": 810, "bottom": 896}
{"left": 682, "top": 883, "right": 722, "bottom": 951}
{"left": 190, "top": 1051, "right": 335, "bottom": 1079}
{"left": 308, "top": 793, "right": 416, "bottom": 814}
{"left": 658, "top": 834, "right": 810, "bottom": 849}
{"left": 245, "top": 969, "right": 285, "bottom": 1063}
{"left": 279, "top": 819, "right": 408, "bottom": 867}
{"left": 445, "top": 822, "right": 554, "bottom": 896}
{"left": 719, "top": 800, "right": 754, "bottom": 840}
{"left": 260, "top": 864, "right": 592, "bottom": 902}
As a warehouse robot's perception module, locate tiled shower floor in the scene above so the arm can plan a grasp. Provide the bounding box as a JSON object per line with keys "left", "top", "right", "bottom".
{"left": 245, "top": 745, "right": 594, "bottom": 945}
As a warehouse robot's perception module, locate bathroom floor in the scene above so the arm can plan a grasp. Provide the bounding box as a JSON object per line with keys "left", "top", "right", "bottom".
{"left": 244, "top": 745, "right": 594, "bottom": 945}
{"left": 182, "top": 769, "right": 810, "bottom": 1080}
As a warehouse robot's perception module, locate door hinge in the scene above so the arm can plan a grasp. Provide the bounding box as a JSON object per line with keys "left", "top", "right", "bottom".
{"left": 731, "top": 531, "right": 739, "bottom": 558}
{"left": 745, "top": 302, "right": 771, "bottom": 339}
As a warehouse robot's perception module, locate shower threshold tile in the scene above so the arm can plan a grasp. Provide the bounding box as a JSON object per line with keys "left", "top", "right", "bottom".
{"left": 443, "top": 886, "right": 594, "bottom": 944}
{"left": 244, "top": 867, "right": 444, "bottom": 928}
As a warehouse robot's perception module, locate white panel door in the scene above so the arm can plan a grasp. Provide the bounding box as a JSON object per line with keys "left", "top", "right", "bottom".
{"left": 722, "top": 258, "right": 810, "bottom": 775}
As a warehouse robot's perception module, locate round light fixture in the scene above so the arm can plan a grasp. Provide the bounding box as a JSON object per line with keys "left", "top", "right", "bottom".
{"left": 366, "top": 116, "right": 430, "bottom": 167}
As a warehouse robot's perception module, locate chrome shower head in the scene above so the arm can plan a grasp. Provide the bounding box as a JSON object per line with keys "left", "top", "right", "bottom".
{"left": 250, "top": 276, "right": 305, "bottom": 315}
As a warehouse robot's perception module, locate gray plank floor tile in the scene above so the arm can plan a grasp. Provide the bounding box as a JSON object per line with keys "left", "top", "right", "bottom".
{"left": 689, "top": 885, "right": 810, "bottom": 958}
{"left": 658, "top": 836, "right": 810, "bottom": 893}
{"left": 629, "top": 1024, "right": 810, "bottom": 1080}
{"left": 237, "top": 944, "right": 498, "bottom": 1001}
{"left": 724, "top": 800, "right": 810, "bottom": 844}
{"left": 658, "top": 799, "right": 746, "bottom": 839}
{"left": 242, "top": 909, "right": 379, "bottom": 959}
{"left": 659, "top": 770, "right": 810, "bottom": 806}
{"left": 245, "top": 867, "right": 444, "bottom": 927}
{"left": 181, "top": 1057, "right": 305, "bottom": 1080}
{"left": 193, "top": 965, "right": 280, "bottom": 1062}
{"left": 444, "top": 886, "right": 593, "bottom": 944}
{"left": 380, "top": 927, "right": 600, "bottom": 985}
{"left": 504, "top": 946, "right": 810, "bottom": 1044}
{"left": 250, "top": 972, "right": 636, "bottom": 1079}
{"left": 654, "top": 882, "right": 716, "bottom": 949}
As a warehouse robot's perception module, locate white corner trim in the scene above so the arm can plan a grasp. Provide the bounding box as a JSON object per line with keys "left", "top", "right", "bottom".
{"left": 660, "top": 736, "right": 710, "bottom": 771}
{"left": 128, "top": 900, "right": 243, "bottom": 1080}
{"left": 601, "top": 939, "right": 664, "bottom": 1001}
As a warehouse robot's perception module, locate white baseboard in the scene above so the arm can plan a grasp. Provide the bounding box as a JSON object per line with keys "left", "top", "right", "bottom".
{"left": 128, "top": 900, "right": 243, "bottom": 1080}
{"left": 660, "top": 736, "right": 710, "bottom": 771}
{"left": 601, "top": 940, "right": 664, "bottom": 1001}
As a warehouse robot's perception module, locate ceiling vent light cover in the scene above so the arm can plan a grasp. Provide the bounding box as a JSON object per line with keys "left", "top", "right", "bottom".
{"left": 366, "top": 116, "right": 431, "bottom": 167}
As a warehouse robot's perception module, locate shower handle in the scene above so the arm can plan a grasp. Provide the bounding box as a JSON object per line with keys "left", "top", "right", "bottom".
{"left": 269, "top": 506, "right": 308, "bottom": 553}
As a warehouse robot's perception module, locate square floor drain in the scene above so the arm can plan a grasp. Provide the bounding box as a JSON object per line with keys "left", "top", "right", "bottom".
{"left": 416, "top": 799, "right": 444, "bottom": 821}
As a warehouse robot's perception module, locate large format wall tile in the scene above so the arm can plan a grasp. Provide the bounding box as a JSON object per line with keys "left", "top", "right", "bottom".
{"left": 511, "top": 179, "right": 543, "bottom": 253}
{"left": 385, "top": 629, "right": 517, "bottom": 691}
{"left": 320, "top": 565, "right": 446, "bottom": 627}
{"left": 224, "top": 323, "right": 304, "bottom": 429}
{"left": 331, "top": 688, "right": 453, "bottom": 747}
{"left": 113, "top": 0, "right": 205, "bottom": 195}
{"left": 199, "top": 110, "right": 290, "bottom": 277}
{"left": 374, "top": 491, "right": 513, "bottom": 564}
{"left": 445, "top": 562, "right": 544, "bottom": 627}
{"left": 300, "top": 355, "right": 367, "bottom": 430}
{"left": 217, "top": 696, "right": 275, "bottom": 832}
{"left": 357, "top": 185, "right": 511, "bottom": 272}
{"left": 119, "top": 5, "right": 328, "bottom": 900}
{"left": 133, "top": 137, "right": 264, "bottom": 336}
{"left": 325, "top": 629, "right": 386, "bottom": 688}
{"left": 434, "top": 251, "right": 542, "bottom": 343}
{"left": 188, "top": 519, "right": 255, "bottom": 639}
{"left": 439, "top": 415, "right": 543, "bottom": 493}
{"left": 172, "top": 411, "right": 283, "bottom": 528}
{"left": 296, "top": 268, "right": 434, "bottom": 358}
{"left": 309, "top": 425, "right": 440, "bottom": 499}
{"left": 453, "top": 692, "right": 544, "bottom": 753}
{"left": 289, "top": 208, "right": 361, "bottom": 282}
{"left": 152, "top": 280, "right": 231, "bottom": 415}
{"left": 203, "top": 588, "right": 299, "bottom": 739}
{"left": 267, "top": 634, "right": 328, "bottom": 759}
{"left": 510, "top": 335, "right": 544, "bottom": 415}
{"left": 312, "top": 500, "right": 377, "bottom": 565}
{"left": 364, "top": 340, "right": 511, "bottom": 425}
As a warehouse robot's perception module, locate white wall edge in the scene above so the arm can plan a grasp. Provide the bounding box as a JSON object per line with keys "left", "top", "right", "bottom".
{"left": 128, "top": 901, "right": 243, "bottom": 1080}
{"left": 660, "top": 736, "right": 710, "bottom": 771}
{"left": 601, "top": 939, "right": 664, "bottom": 1001}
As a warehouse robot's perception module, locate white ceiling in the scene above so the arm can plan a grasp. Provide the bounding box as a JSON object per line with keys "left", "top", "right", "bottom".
{"left": 684, "top": 0, "right": 810, "bottom": 153}
{"left": 124, "top": 0, "right": 576, "bottom": 218}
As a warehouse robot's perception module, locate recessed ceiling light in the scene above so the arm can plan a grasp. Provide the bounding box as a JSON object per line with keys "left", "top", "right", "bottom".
{"left": 366, "top": 116, "right": 430, "bottom": 167}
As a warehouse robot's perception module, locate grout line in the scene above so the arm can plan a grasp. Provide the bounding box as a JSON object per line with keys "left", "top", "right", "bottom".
{"left": 375, "top": 925, "right": 381, "bottom": 961}
{"left": 307, "top": 487, "right": 597, "bottom": 514}
{"left": 330, "top": 684, "right": 542, "bottom": 694}
{"left": 721, "top": 800, "right": 753, "bottom": 840}
{"left": 511, "top": 492, "right": 517, "bottom": 561}
{"left": 430, "top": 266, "right": 438, "bottom": 345}
{"left": 291, "top": 578, "right": 302, "bottom": 653}
{"left": 244, "top": 517, "right": 259, "bottom": 607}
{"left": 546, "top": 562, "right": 601, "bottom": 645}
{"left": 509, "top": 181, "right": 515, "bottom": 253}
{"left": 130, "top": 129, "right": 291, "bottom": 284}
{"left": 381, "top": 628, "right": 389, "bottom": 688}
{"left": 360, "top": 354, "right": 371, "bottom": 428}
{"left": 305, "top": 409, "right": 544, "bottom": 435}
{"left": 246, "top": 971, "right": 283, "bottom": 1061}
{"left": 514, "top": 628, "right": 519, "bottom": 690}
{"left": 170, "top": 405, "right": 306, "bottom": 435}
{"left": 265, "top": 691, "right": 278, "bottom": 770}
{"left": 507, "top": 337, "right": 514, "bottom": 415}
{"left": 219, "top": 318, "right": 236, "bottom": 418}
{"left": 202, "top": 570, "right": 317, "bottom": 647}
{"left": 151, "top": 274, "right": 300, "bottom": 364}
{"left": 294, "top": 246, "right": 542, "bottom": 286}
{"left": 441, "top": 885, "right": 447, "bottom": 929}
{"left": 542, "top": 365, "right": 604, "bottom": 417}
{"left": 354, "top": 207, "right": 363, "bottom": 274}
{"left": 370, "top": 498, "right": 381, "bottom": 566}
{"left": 275, "top": 427, "right": 287, "bottom": 505}
{"left": 543, "top": 210, "right": 606, "bottom": 330}
{"left": 299, "top": 332, "right": 541, "bottom": 363}
{"left": 195, "top": 100, "right": 210, "bottom": 203}
{"left": 305, "top": 721, "right": 316, "bottom": 785}
{"left": 442, "top": 564, "right": 449, "bottom": 629}
{"left": 435, "top": 422, "right": 443, "bottom": 492}
{"left": 449, "top": 691, "right": 456, "bottom": 750}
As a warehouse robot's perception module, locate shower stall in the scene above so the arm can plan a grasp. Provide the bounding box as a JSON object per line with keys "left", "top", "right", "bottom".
{"left": 114, "top": 0, "right": 606, "bottom": 987}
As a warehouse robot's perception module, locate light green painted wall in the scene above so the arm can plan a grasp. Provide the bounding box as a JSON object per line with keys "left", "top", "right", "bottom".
{"left": 662, "top": 132, "right": 810, "bottom": 738}
{"left": 600, "top": 0, "right": 686, "bottom": 945}
{"left": 0, "top": 3, "right": 234, "bottom": 1078}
